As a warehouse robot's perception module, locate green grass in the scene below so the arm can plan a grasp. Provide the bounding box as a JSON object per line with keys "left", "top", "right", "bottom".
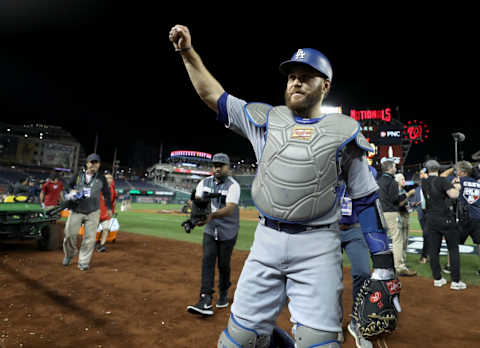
{"left": 407, "top": 212, "right": 480, "bottom": 286}
{"left": 117, "top": 203, "right": 480, "bottom": 286}
{"left": 117, "top": 203, "right": 258, "bottom": 249}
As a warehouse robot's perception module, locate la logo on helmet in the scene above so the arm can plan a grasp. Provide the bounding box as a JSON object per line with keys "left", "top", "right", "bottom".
{"left": 295, "top": 49, "right": 306, "bottom": 60}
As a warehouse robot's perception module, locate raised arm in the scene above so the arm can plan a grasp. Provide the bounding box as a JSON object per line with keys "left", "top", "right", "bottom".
{"left": 169, "top": 25, "right": 225, "bottom": 113}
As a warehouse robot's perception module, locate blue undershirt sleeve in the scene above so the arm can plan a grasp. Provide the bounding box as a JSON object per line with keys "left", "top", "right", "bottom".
{"left": 353, "top": 192, "right": 389, "bottom": 254}
{"left": 216, "top": 92, "right": 229, "bottom": 126}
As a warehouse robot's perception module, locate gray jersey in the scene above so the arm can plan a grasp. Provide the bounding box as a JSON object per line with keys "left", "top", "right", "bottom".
{"left": 224, "top": 94, "right": 378, "bottom": 225}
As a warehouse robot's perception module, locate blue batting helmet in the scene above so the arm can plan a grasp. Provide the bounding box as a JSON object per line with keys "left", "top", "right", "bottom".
{"left": 279, "top": 48, "right": 333, "bottom": 81}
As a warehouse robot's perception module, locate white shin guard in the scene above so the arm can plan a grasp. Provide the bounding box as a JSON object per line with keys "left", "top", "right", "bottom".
{"left": 217, "top": 315, "right": 270, "bottom": 348}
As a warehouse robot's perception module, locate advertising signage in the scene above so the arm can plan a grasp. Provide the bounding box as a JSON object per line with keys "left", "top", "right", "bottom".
{"left": 173, "top": 168, "right": 212, "bottom": 175}
{"left": 170, "top": 150, "right": 212, "bottom": 159}
{"left": 374, "top": 125, "right": 404, "bottom": 145}
{"left": 403, "top": 120, "right": 430, "bottom": 144}
{"left": 129, "top": 190, "right": 175, "bottom": 196}
{"left": 350, "top": 108, "right": 391, "bottom": 122}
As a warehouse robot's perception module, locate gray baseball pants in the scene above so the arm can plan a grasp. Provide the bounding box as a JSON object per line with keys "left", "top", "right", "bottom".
{"left": 230, "top": 222, "right": 343, "bottom": 337}
{"left": 63, "top": 210, "right": 100, "bottom": 266}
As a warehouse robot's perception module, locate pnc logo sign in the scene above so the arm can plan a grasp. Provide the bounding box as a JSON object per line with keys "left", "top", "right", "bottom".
{"left": 380, "top": 130, "right": 401, "bottom": 138}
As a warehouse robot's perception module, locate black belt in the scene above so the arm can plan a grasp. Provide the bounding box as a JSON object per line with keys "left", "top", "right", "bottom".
{"left": 264, "top": 217, "right": 331, "bottom": 234}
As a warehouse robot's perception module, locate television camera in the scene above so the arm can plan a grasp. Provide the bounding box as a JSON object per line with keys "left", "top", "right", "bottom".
{"left": 181, "top": 189, "right": 222, "bottom": 233}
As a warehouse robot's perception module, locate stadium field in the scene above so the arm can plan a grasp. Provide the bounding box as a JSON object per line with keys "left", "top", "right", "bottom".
{"left": 119, "top": 203, "right": 480, "bottom": 286}
{"left": 1, "top": 202, "right": 478, "bottom": 347}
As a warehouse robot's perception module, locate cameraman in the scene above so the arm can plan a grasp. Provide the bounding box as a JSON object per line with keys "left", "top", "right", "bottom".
{"left": 62, "top": 154, "right": 112, "bottom": 271}
{"left": 187, "top": 153, "right": 241, "bottom": 316}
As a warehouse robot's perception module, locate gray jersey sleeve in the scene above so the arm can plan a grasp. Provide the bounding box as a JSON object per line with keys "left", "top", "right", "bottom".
{"left": 342, "top": 142, "right": 379, "bottom": 199}
{"left": 224, "top": 95, "right": 266, "bottom": 162}
{"left": 306, "top": 141, "right": 378, "bottom": 226}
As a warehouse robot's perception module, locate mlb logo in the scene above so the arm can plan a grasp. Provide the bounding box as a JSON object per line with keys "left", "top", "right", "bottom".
{"left": 464, "top": 187, "right": 480, "bottom": 204}
{"left": 466, "top": 193, "right": 479, "bottom": 205}
{"left": 290, "top": 125, "right": 315, "bottom": 141}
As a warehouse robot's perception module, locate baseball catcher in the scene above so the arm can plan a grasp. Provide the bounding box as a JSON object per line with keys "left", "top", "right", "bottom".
{"left": 170, "top": 24, "right": 402, "bottom": 348}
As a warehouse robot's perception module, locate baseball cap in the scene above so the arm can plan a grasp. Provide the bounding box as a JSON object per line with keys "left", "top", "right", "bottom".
{"left": 86, "top": 153, "right": 101, "bottom": 162}
{"left": 279, "top": 48, "right": 333, "bottom": 81}
{"left": 212, "top": 153, "right": 230, "bottom": 165}
{"left": 424, "top": 160, "right": 440, "bottom": 171}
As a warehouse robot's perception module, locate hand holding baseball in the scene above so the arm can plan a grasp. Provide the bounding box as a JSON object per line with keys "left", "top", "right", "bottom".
{"left": 169, "top": 25, "right": 192, "bottom": 51}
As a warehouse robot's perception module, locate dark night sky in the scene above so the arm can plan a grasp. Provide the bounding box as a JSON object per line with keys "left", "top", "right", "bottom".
{"left": 0, "top": 2, "right": 476, "bottom": 168}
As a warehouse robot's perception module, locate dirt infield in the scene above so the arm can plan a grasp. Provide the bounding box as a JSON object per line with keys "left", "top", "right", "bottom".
{"left": 1, "top": 227, "right": 479, "bottom": 348}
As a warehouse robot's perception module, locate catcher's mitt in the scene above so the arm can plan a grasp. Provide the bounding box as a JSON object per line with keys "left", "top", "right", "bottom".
{"left": 352, "top": 278, "right": 401, "bottom": 337}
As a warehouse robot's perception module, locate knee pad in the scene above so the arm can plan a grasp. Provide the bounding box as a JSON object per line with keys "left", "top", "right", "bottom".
{"left": 295, "top": 325, "right": 340, "bottom": 348}
{"left": 217, "top": 315, "right": 270, "bottom": 348}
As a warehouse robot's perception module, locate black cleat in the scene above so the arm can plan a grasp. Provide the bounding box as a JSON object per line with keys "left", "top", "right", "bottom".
{"left": 187, "top": 293, "right": 213, "bottom": 316}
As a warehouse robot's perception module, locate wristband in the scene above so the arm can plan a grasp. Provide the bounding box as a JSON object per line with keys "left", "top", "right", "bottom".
{"left": 175, "top": 46, "right": 192, "bottom": 52}
{"left": 371, "top": 268, "right": 395, "bottom": 280}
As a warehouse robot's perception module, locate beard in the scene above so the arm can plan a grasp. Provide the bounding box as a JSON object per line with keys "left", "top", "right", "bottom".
{"left": 214, "top": 169, "right": 226, "bottom": 180}
{"left": 284, "top": 84, "right": 324, "bottom": 117}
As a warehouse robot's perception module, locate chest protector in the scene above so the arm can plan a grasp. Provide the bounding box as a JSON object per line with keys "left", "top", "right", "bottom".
{"left": 248, "top": 104, "right": 371, "bottom": 222}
